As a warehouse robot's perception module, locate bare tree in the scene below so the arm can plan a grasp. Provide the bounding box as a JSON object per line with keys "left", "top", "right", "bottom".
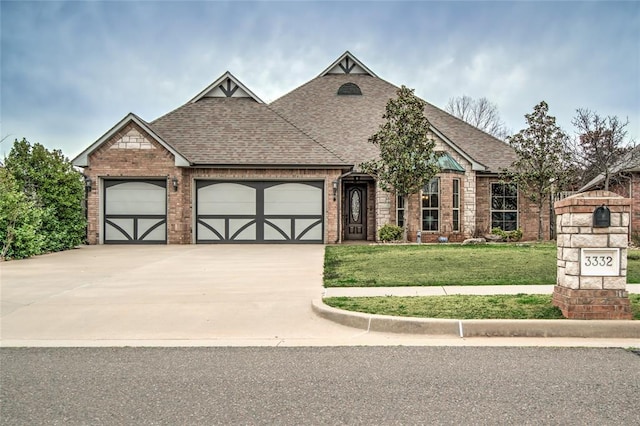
{"left": 570, "top": 109, "right": 635, "bottom": 190}
{"left": 446, "top": 95, "right": 510, "bottom": 140}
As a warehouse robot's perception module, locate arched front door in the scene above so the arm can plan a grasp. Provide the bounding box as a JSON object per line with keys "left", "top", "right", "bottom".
{"left": 344, "top": 184, "right": 367, "bottom": 240}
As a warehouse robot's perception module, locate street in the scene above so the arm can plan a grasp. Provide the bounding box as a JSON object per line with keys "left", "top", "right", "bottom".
{"left": 2, "top": 347, "right": 639, "bottom": 425}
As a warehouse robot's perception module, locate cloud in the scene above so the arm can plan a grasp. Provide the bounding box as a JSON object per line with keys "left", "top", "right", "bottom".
{"left": 1, "top": 0, "right": 638, "bottom": 159}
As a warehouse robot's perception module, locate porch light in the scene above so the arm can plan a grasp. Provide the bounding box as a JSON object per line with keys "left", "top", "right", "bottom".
{"left": 84, "top": 176, "right": 92, "bottom": 192}
{"left": 172, "top": 176, "right": 179, "bottom": 191}
{"left": 332, "top": 180, "right": 338, "bottom": 201}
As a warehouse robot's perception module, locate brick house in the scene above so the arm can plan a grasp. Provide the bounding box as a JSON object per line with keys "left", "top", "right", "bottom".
{"left": 72, "top": 51, "right": 546, "bottom": 244}
{"left": 580, "top": 145, "right": 640, "bottom": 238}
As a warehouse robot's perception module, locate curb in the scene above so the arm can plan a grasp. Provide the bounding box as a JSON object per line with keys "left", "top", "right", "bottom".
{"left": 311, "top": 299, "right": 640, "bottom": 339}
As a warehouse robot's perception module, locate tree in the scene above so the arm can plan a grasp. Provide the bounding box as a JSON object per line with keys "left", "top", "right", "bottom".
{"left": 361, "top": 86, "right": 441, "bottom": 241}
{"left": 570, "top": 109, "right": 634, "bottom": 190}
{"left": 507, "top": 101, "right": 572, "bottom": 241}
{"left": 3, "top": 138, "right": 86, "bottom": 254}
{"left": 445, "top": 95, "right": 510, "bottom": 140}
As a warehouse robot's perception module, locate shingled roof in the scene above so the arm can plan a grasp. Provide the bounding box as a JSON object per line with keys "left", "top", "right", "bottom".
{"left": 150, "top": 97, "right": 347, "bottom": 167}
{"left": 270, "top": 55, "right": 517, "bottom": 173}
{"left": 75, "top": 52, "right": 518, "bottom": 172}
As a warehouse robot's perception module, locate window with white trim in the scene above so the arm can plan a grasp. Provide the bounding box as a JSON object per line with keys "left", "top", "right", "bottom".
{"left": 422, "top": 178, "right": 439, "bottom": 231}
{"left": 491, "top": 183, "right": 518, "bottom": 231}
{"left": 452, "top": 178, "right": 460, "bottom": 232}
{"left": 396, "top": 195, "right": 405, "bottom": 228}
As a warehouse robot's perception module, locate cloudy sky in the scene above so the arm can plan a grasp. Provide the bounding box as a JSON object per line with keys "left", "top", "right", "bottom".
{"left": 1, "top": 1, "right": 638, "bottom": 160}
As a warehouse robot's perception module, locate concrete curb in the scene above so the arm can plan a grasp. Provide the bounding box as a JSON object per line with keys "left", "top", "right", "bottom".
{"left": 312, "top": 299, "right": 640, "bottom": 339}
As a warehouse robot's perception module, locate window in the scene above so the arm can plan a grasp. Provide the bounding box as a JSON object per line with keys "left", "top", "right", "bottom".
{"left": 491, "top": 183, "right": 518, "bottom": 231}
{"left": 452, "top": 179, "right": 460, "bottom": 232}
{"left": 337, "top": 83, "right": 362, "bottom": 95}
{"left": 396, "top": 195, "right": 405, "bottom": 228}
{"left": 422, "top": 178, "right": 439, "bottom": 231}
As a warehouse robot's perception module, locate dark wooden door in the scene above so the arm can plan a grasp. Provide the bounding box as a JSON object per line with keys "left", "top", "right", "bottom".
{"left": 345, "top": 184, "right": 366, "bottom": 240}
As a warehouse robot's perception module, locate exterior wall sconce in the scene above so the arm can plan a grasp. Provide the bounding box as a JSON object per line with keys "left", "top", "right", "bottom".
{"left": 84, "top": 176, "right": 92, "bottom": 192}
{"left": 332, "top": 180, "right": 338, "bottom": 201}
{"left": 172, "top": 177, "right": 179, "bottom": 191}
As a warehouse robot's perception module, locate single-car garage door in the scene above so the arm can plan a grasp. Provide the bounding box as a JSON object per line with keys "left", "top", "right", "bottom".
{"left": 103, "top": 179, "right": 167, "bottom": 244}
{"left": 196, "top": 181, "right": 323, "bottom": 243}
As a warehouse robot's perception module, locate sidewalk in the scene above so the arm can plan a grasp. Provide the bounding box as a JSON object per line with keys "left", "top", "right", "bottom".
{"left": 324, "top": 284, "right": 640, "bottom": 298}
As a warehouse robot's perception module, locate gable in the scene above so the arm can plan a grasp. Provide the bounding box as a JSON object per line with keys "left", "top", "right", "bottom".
{"left": 72, "top": 113, "right": 190, "bottom": 167}
{"left": 318, "top": 51, "right": 377, "bottom": 77}
{"left": 189, "top": 71, "right": 264, "bottom": 103}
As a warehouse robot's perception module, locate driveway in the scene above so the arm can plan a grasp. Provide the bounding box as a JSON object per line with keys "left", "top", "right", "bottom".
{"left": 1, "top": 245, "right": 358, "bottom": 345}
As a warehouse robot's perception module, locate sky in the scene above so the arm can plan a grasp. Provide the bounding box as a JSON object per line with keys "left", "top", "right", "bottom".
{"left": 1, "top": 0, "right": 639, "bottom": 160}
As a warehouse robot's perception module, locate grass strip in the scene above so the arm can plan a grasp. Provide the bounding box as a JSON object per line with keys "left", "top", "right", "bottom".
{"left": 324, "top": 244, "right": 640, "bottom": 287}
{"left": 323, "top": 294, "right": 640, "bottom": 320}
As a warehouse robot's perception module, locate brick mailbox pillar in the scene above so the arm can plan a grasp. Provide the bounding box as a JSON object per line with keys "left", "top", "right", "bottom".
{"left": 553, "top": 191, "right": 632, "bottom": 320}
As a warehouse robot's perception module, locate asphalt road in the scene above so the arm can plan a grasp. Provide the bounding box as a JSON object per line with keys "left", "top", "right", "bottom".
{"left": 2, "top": 347, "right": 639, "bottom": 425}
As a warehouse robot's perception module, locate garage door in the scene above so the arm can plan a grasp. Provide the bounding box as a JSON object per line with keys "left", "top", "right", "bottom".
{"left": 103, "top": 180, "right": 167, "bottom": 244}
{"left": 196, "top": 181, "right": 323, "bottom": 243}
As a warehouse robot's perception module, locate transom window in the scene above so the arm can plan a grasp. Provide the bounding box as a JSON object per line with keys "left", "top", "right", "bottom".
{"left": 491, "top": 183, "right": 518, "bottom": 231}
{"left": 422, "top": 178, "right": 439, "bottom": 231}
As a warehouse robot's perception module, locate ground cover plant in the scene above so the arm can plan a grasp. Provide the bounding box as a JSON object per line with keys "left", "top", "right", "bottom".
{"left": 324, "top": 294, "right": 640, "bottom": 320}
{"left": 324, "top": 244, "right": 640, "bottom": 287}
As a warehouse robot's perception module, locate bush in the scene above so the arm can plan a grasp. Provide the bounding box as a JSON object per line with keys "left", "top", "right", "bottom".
{"left": 378, "top": 224, "right": 403, "bottom": 242}
{"left": 1, "top": 138, "right": 85, "bottom": 259}
{"left": 0, "top": 168, "right": 45, "bottom": 259}
{"left": 491, "top": 227, "right": 523, "bottom": 242}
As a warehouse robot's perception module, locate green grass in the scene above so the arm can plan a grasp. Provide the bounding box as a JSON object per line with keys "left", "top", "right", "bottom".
{"left": 324, "top": 294, "right": 640, "bottom": 320}
{"left": 324, "top": 244, "right": 640, "bottom": 287}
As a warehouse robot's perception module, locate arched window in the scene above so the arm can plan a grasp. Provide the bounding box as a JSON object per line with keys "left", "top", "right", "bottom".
{"left": 337, "top": 83, "right": 362, "bottom": 96}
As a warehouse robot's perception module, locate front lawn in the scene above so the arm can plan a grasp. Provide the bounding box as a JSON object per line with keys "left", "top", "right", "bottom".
{"left": 323, "top": 294, "right": 640, "bottom": 320}
{"left": 324, "top": 244, "right": 640, "bottom": 287}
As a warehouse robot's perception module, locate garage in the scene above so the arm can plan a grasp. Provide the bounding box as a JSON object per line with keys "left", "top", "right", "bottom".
{"left": 196, "top": 181, "right": 324, "bottom": 243}
{"left": 103, "top": 180, "right": 167, "bottom": 244}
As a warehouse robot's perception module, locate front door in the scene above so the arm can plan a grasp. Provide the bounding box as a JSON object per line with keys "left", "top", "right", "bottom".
{"left": 344, "top": 184, "right": 366, "bottom": 240}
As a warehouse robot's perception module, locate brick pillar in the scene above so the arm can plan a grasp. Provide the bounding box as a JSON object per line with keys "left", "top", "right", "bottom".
{"left": 553, "top": 191, "right": 632, "bottom": 319}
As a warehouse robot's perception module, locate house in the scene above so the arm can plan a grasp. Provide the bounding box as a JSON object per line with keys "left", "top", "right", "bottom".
{"left": 580, "top": 145, "right": 640, "bottom": 238}
{"left": 72, "top": 51, "right": 547, "bottom": 244}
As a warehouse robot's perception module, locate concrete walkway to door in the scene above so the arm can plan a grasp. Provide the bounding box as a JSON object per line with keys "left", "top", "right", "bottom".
{"left": 1, "top": 245, "right": 362, "bottom": 345}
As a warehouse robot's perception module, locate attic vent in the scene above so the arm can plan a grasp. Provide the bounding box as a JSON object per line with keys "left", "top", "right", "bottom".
{"left": 337, "top": 83, "right": 362, "bottom": 96}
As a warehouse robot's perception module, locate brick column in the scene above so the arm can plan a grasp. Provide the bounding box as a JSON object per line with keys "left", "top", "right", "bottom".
{"left": 553, "top": 191, "right": 632, "bottom": 319}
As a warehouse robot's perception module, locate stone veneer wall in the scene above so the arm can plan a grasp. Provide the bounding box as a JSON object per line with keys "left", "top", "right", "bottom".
{"left": 552, "top": 190, "right": 632, "bottom": 320}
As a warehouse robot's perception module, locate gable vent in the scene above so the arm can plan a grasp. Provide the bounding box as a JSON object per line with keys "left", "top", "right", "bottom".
{"left": 337, "top": 83, "right": 362, "bottom": 96}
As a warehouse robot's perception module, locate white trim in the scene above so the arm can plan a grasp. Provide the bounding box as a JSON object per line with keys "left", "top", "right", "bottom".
{"left": 72, "top": 113, "right": 190, "bottom": 167}
{"left": 318, "top": 51, "right": 377, "bottom": 78}
{"left": 189, "top": 71, "right": 264, "bottom": 104}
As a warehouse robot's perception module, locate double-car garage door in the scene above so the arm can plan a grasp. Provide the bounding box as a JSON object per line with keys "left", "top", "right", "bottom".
{"left": 103, "top": 179, "right": 323, "bottom": 244}
{"left": 196, "top": 181, "right": 323, "bottom": 243}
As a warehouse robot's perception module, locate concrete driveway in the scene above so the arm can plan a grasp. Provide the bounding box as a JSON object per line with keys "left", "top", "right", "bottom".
{"left": 1, "top": 245, "right": 360, "bottom": 345}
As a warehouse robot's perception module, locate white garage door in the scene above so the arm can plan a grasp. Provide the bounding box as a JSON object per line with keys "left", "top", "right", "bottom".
{"left": 104, "top": 180, "right": 167, "bottom": 244}
{"left": 196, "top": 181, "right": 324, "bottom": 243}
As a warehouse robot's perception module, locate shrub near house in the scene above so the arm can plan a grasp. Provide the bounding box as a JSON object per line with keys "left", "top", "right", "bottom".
{"left": 0, "top": 139, "right": 85, "bottom": 259}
